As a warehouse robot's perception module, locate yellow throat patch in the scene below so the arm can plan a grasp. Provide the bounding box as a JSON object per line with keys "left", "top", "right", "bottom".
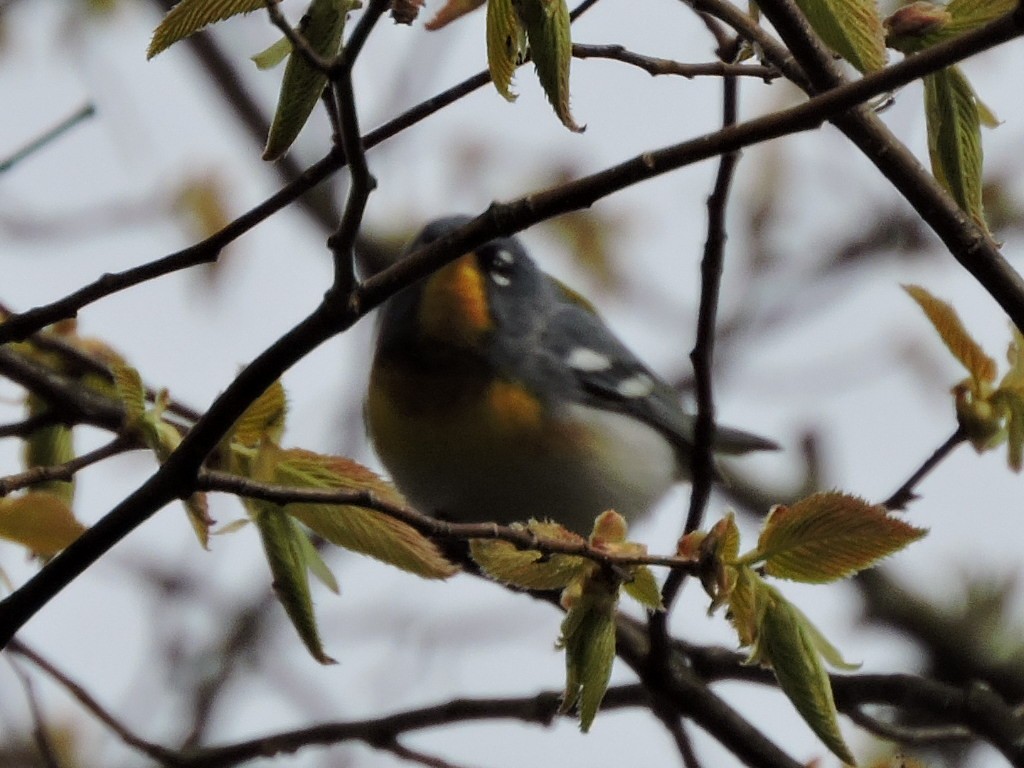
{"left": 417, "top": 254, "right": 493, "bottom": 348}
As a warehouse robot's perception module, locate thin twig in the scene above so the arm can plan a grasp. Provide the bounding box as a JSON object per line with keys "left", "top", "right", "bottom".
{"left": 572, "top": 44, "right": 777, "bottom": 80}
{"left": 656, "top": 74, "right": 742, "bottom": 639}
{"left": 0, "top": 102, "right": 96, "bottom": 174}
{"left": 0, "top": 435, "right": 136, "bottom": 496}
{"left": 8, "top": 644, "right": 647, "bottom": 768}
{"left": 382, "top": 740, "right": 469, "bottom": 768}
{"left": 0, "top": 412, "right": 66, "bottom": 439}
{"left": 6, "top": 639, "right": 182, "bottom": 765}
{"left": 846, "top": 705, "right": 973, "bottom": 745}
{"left": 197, "top": 469, "right": 701, "bottom": 573}
{"left": 6, "top": 654, "right": 63, "bottom": 768}
{"left": 324, "top": 1, "right": 387, "bottom": 294}
{"left": 686, "top": 74, "right": 741, "bottom": 536}
{"left": 883, "top": 427, "right": 967, "bottom": 509}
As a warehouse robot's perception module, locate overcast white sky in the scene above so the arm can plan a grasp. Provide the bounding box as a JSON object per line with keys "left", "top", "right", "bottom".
{"left": 3, "top": 1, "right": 1024, "bottom": 766}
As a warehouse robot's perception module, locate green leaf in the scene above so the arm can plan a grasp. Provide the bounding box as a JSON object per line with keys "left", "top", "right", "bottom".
{"left": 251, "top": 502, "right": 336, "bottom": 664}
{"left": 470, "top": 535, "right": 587, "bottom": 590}
{"left": 515, "top": 0, "right": 583, "bottom": 131}
{"left": 22, "top": 399, "right": 75, "bottom": 507}
{"left": 149, "top": 0, "right": 268, "bottom": 59}
{"left": 904, "top": 284, "right": 997, "bottom": 385}
{"left": 227, "top": 380, "right": 288, "bottom": 449}
{"left": 269, "top": 447, "right": 457, "bottom": 578}
{"left": 749, "top": 491, "right": 927, "bottom": 583}
{"left": 486, "top": 0, "right": 524, "bottom": 102}
{"left": 751, "top": 585, "right": 855, "bottom": 764}
{"left": 622, "top": 565, "right": 663, "bottom": 611}
{"left": 252, "top": 36, "right": 294, "bottom": 70}
{"left": 925, "top": 66, "right": 988, "bottom": 230}
{"left": 902, "top": 0, "right": 1017, "bottom": 50}
{"left": 793, "top": 0, "right": 887, "bottom": 72}
{"left": 992, "top": 388, "right": 1024, "bottom": 470}
{"left": 0, "top": 492, "right": 86, "bottom": 557}
{"left": 294, "top": 523, "right": 341, "bottom": 593}
{"left": 726, "top": 565, "right": 763, "bottom": 646}
{"left": 263, "top": 0, "right": 356, "bottom": 161}
{"left": 183, "top": 491, "right": 214, "bottom": 550}
{"left": 558, "top": 574, "right": 617, "bottom": 731}
{"left": 111, "top": 363, "right": 146, "bottom": 422}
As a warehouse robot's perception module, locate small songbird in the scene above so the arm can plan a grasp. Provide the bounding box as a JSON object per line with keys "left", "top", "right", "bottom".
{"left": 366, "top": 217, "right": 776, "bottom": 532}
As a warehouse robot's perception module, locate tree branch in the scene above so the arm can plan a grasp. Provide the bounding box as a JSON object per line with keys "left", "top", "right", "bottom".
{"left": 197, "top": 469, "right": 700, "bottom": 574}
{"left": 4, "top": 6, "right": 1022, "bottom": 344}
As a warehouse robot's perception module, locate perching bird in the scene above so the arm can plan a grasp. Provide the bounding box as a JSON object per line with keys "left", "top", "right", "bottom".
{"left": 366, "top": 217, "right": 776, "bottom": 532}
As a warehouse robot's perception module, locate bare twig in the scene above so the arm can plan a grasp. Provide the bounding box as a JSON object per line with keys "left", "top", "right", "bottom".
{"left": 0, "top": 434, "right": 136, "bottom": 496}
{"left": 324, "top": 1, "right": 387, "bottom": 294}
{"left": 845, "top": 706, "right": 973, "bottom": 745}
{"left": 883, "top": 427, "right": 967, "bottom": 509}
{"left": 381, "top": 740, "right": 469, "bottom": 768}
{"left": 6, "top": 639, "right": 181, "bottom": 764}
{"left": 6, "top": 653, "right": 62, "bottom": 768}
{"left": 7, "top": 642, "right": 649, "bottom": 768}
{"left": 0, "top": 102, "right": 96, "bottom": 174}
{"left": 572, "top": 44, "right": 777, "bottom": 80}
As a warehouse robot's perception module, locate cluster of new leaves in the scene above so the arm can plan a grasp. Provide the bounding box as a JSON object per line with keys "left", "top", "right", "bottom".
{"left": 0, "top": 324, "right": 116, "bottom": 560}
{"left": 0, "top": 330, "right": 457, "bottom": 662}
{"left": 148, "top": 0, "right": 581, "bottom": 141}
{"left": 208, "top": 381, "right": 457, "bottom": 662}
{"left": 681, "top": 494, "right": 926, "bottom": 763}
{"left": 149, "top": 0, "right": 361, "bottom": 160}
{"left": 906, "top": 284, "right": 1024, "bottom": 468}
{"left": 885, "top": 0, "right": 1013, "bottom": 231}
{"left": 470, "top": 511, "right": 662, "bottom": 731}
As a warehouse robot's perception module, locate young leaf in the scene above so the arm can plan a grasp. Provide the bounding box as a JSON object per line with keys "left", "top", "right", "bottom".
{"left": 750, "top": 492, "right": 926, "bottom": 583}
{"left": 470, "top": 534, "right": 587, "bottom": 590}
{"left": 750, "top": 585, "right": 855, "bottom": 764}
{"left": 251, "top": 503, "right": 336, "bottom": 664}
{"left": 558, "top": 573, "right": 617, "bottom": 731}
{"left": 294, "top": 523, "right": 341, "bottom": 593}
{"left": 793, "top": 0, "right": 887, "bottom": 73}
{"left": 0, "top": 492, "right": 86, "bottom": 557}
{"left": 725, "top": 565, "right": 763, "bottom": 646}
{"left": 184, "top": 492, "right": 214, "bottom": 551}
{"left": 622, "top": 565, "right": 663, "bottom": 611}
{"left": 264, "top": 0, "right": 356, "bottom": 161}
{"left": 426, "top": 0, "right": 485, "bottom": 29}
{"left": 148, "top": 0, "right": 267, "bottom": 59}
{"left": 252, "top": 36, "right": 294, "bottom": 70}
{"left": 924, "top": 66, "right": 987, "bottom": 230}
{"left": 515, "top": 0, "right": 583, "bottom": 131}
{"left": 269, "top": 447, "right": 456, "bottom": 578}
{"left": 22, "top": 398, "right": 75, "bottom": 507}
{"left": 486, "top": 0, "right": 524, "bottom": 102}
{"left": 904, "top": 284, "right": 997, "bottom": 385}
{"left": 901, "top": 0, "right": 1017, "bottom": 50}
{"left": 228, "top": 380, "right": 288, "bottom": 449}
{"left": 111, "top": 363, "right": 146, "bottom": 422}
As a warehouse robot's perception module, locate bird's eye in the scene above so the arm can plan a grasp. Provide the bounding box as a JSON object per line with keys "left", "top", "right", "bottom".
{"left": 486, "top": 248, "right": 515, "bottom": 287}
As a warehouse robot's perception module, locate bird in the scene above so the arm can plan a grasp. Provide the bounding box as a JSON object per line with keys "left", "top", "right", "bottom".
{"left": 366, "top": 216, "right": 776, "bottom": 533}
